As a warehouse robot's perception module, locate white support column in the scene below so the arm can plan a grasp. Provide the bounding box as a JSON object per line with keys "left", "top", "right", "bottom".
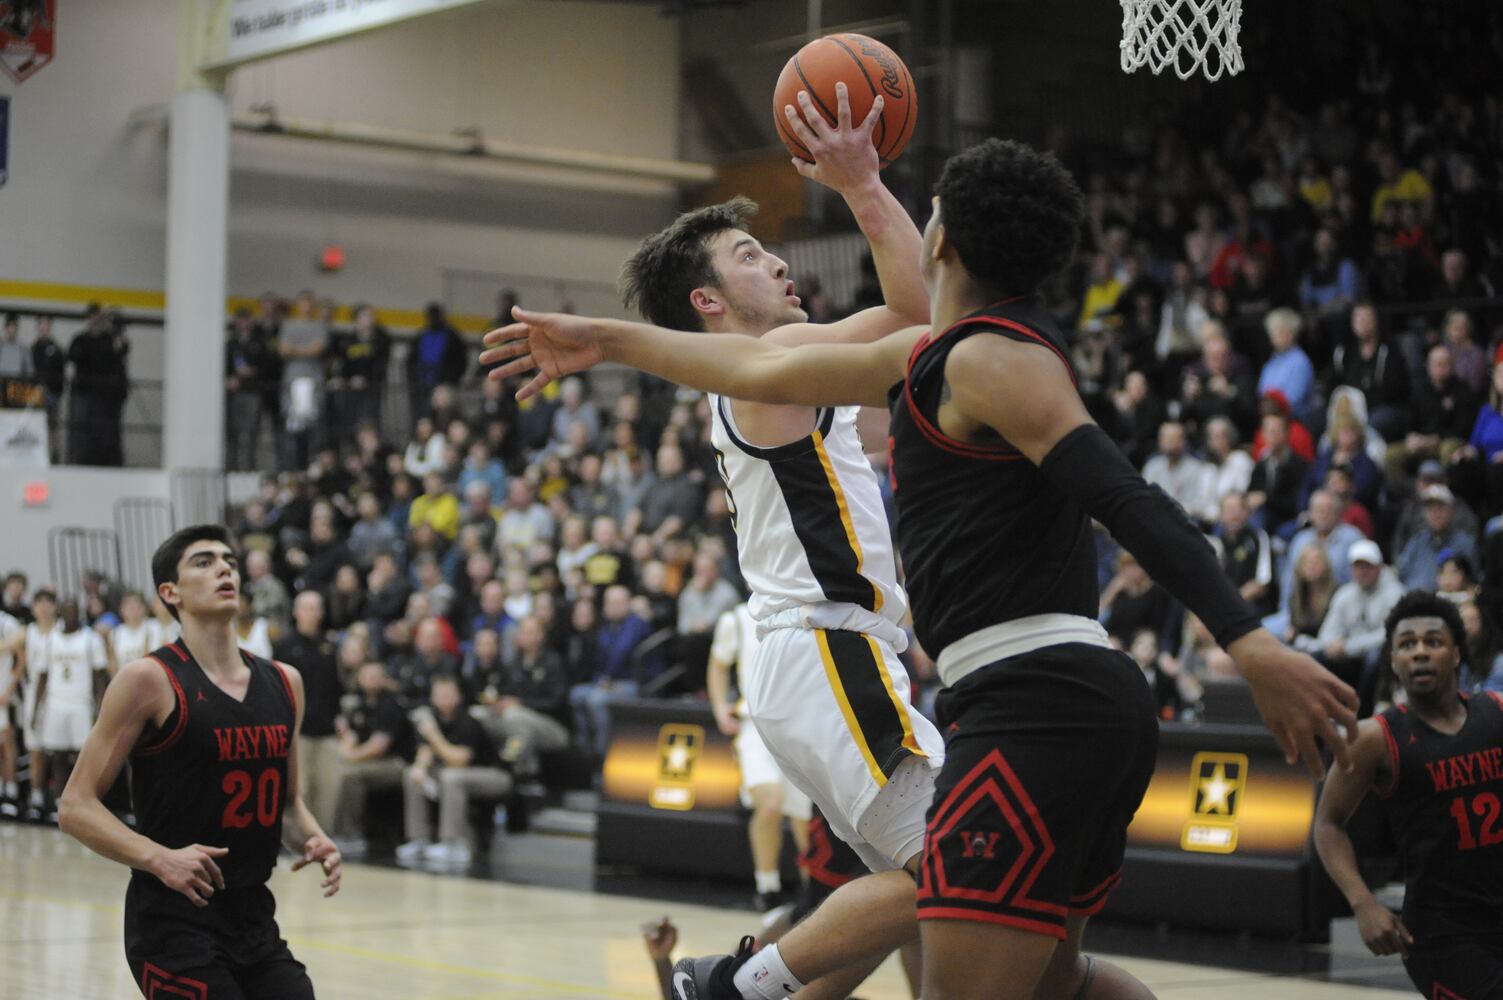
{"left": 164, "top": 3, "right": 229, "bottom": 473}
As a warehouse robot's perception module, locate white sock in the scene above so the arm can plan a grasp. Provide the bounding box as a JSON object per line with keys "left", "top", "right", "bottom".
{"left": 3, "top": 781, "right": 16, "bottom": 798}
{"left": 754, "top": 870, "right": 782, "bottom": 895}
{"left": 731, "top": 942, "right": 804, "bottom": 1000}
{"left": 29, "top": 788, "right": 44, "bottom": 806}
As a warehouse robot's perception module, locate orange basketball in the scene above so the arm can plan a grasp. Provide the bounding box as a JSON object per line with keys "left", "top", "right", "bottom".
{"left": 773, "top": 33, "right": 917, "bottom": 169}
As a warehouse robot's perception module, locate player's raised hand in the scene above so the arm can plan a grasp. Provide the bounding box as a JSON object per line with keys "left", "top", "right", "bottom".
{"left": 480, "top": 307, "right": 607, "bottom": 401}
{"left": 1230, "top": 630, "right": 1359, "bottom": 778}
{"left": 1353, "top": 900, "right": 1412, "bottom": 958}
{"left": 640, "top": 915, "right": 679, "bottom": 961}
{"left": 150, "top": 843, "right": 228, "bottom": 907}
{"left": 783, "top": 82, "right": 883, "bottom": 191}
{"left": 291, "top": 834, "right": 342, "bottom": 897}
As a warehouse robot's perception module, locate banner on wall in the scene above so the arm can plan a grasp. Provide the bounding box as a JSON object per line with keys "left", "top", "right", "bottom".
{"left": 0, "top": 410, "right": 48, "bottom": 467}
{"left": 199, "top": 0, "right": 495, "bottom": 71}
{"left": 0, "top": 0, "right": 55, "bottom": 83}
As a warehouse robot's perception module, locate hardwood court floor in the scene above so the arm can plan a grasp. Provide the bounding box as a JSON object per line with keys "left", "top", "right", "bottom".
{"left": 0, "top": 823, "right": 1411, "bottom": 999}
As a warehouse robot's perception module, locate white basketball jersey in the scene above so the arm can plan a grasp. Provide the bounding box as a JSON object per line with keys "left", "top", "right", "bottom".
{"left": 39, "top": 629, "right": 106, "bottom": 709}
{"left": 0, "top": 612, "right": 19, "bottom": 696}
{"left": 111, "top": 620, "right": 162, "bottom": 668}
{"left": 709, "top": 396, "right": 906, "bottom": 627}
{"left": 710, "top": 603, "right": 760, "bottom": 716}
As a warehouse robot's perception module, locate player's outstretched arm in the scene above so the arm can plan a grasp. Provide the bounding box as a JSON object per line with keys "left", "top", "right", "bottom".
{"left": 944, "top": 335, "right": 1359, "bottom": 778}
{"left": 58, "top": 659, "right": 230, "bottom": 908}
{"left": 277, "top": 664, "right": 342, "bottom": 897}
{"left": 481, "top": 309, "right": 918, "bottom": 409}
{"left": 1313, "top": 722, "right": 1412, "bottom": 958}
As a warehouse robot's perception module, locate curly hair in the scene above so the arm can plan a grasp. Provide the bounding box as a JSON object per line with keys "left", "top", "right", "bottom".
{"left": 1383, "top": 589, "right": 1467, "bottom": 661}
{"left": 934, "top": 139, "right": 1086, "bottom": 298}
{"left": 619, "top": 196, "right": 758, "bottom": 333}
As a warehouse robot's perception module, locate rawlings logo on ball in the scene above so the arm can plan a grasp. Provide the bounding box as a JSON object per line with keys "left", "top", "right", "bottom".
{"left": 855, "top": 37, "right": 905, "bottom": 99}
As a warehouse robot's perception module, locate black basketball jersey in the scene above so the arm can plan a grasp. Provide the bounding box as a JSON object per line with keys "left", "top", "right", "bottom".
{"left": 1375, "top": 692, "right": 1503, "bottom": 939}
{"left": 130, "top": 641, "right": 297, "bottom": 890}
{"left": 887, "top": 298, "right": 1098, "bottom": 656}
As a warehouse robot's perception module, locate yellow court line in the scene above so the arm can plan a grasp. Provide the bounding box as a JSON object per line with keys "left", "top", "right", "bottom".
{"left": 284, "top": 937, "right": 652, "bottom": 1000}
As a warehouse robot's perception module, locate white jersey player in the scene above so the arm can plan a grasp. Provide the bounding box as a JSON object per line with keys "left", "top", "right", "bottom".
{"left": 35, "top": 600, "right": 107, "bottom": 755}
{"left": 0, "top": 609, "right": 22, "bottom": 812}
{"left": 109, "top": 591, "right": 163, "bottom": 675}
{"left": 708, "top": 602, "right": 812, "bottom": 906}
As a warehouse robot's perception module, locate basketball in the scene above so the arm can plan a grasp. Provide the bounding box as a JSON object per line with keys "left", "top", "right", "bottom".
{"left": 773, "top": 33, "right": 917, "bottom": 168}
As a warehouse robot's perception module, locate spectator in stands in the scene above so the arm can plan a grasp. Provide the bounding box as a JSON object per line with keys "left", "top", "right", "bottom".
{"left": 403, "top": 417, "right": 446, "bottom": 478}
{"left": 1155, "top": 262, "right": 1209, "bottom": 377}
{"left": 398, "top": 674, "right": 509, "bottom": 867}
{"left": 1453, "top": 363, "right": 1503, "bottom": 518}
{"left": 1142, "top": 420, "right": 1216, "bottom": 525}
{"left": 1077, "top": 252, "right": 1124, "bottom": 333}
{"left": 1213, "top": 491, "right": 1275, "bottom": 617}
{"left": 364, "top": 551, "right": 411, "bottom": 627}
{"left": 1180, "top": 323, "right": 1256, "bottom": 438}
{"left": 676, "top": 549, "right": 740, "bottom": 686}
{"left": 325, "top": 565, "right": 366, "bottom": 633}
{"left": 550, "top": 376, "right": 600, "bottom": 452}
{"left": 1303, "top": 540, "right": 1402, "bottom": 686}
{"left": 1396, "top": 484, "right": 1480, "bottom": 591}
{"left": 1247, "top": 410, "right": 1308, "bottom": 534}
{"left": 273, "top": 590, "right": 341, "bottom": 827}
{"left": 1110, "top": 370, "right": 1165, "bottom": 467}
{"left": 1099, "top": 550, "right": 1175, "bottom": 652}
{"left": 1257, "top": 308, "right": 1316, "bottom": 427}
{"left": 1328, "top": 302, "right": 1409, "bottom": 442}
{"left": 243, "top": 548, "right": 290, "bottom": 637}
{"left": 0, "top": 312, "right": 30, "bottom": 376}
{"left": 68, "top": 303, "right": 130, "bottom": 466}
{"left": 477, "top": 616, "right": 569, "bottom": 781}
{"left": 406, "top": 303, "right": 468, "bottom": 423}
{"left": 1433, "top": 248, "right": 1494, "bottom": 306}
{"left": 1304, "top": 414, "right": 1384, "bottom": 514}
{"left": 1436, "top": 553, "right": 1481, "bottom": 606}
{"left": 225, "top": 308, "right": 271, "bottom": 471}
{"left": 408, "top": 472, "right": 460, "bottom": 543}
{"left": 1282, "top": 544, "right": 1336, "bottom": 650}
{"left": 233, "top": 592, "right": 273, "bottom": 658}
{"left": 1204, "top": 417, "right": 1254, "bottom": 506}
{"left": 412, "top": 555, "right": 455, "bottom": 619}
{"left": 330, "top": 660, "right": 413, "bottom": 858}
{"left": 570, "top": 584, "right": 654, "bottom": 760}
{"left": 1388, "top": 344, "right": 1478, "bottom": 485}
{"left": 1444, "top": 308, "right": 1487, "bottom": 395}
{"left": 1283, "top": 490, "right": 1366, "bottom": 612}
{"left": 1459, "top": 600, "right": 1503, "bottom": 694}
{"left": 457, "top": 481, "right": 501, "bottom": 552}
{"left": 1322, "top": 464, "right": 1375, "bottom": 539}
{"left": 287, "top": 506, "right": 353, "bottom": 596}
{"left": 457, "top": 440, "right": 508, "bottom": 510}
{"left": 30, "top": 316, "right": 65, "bottom": 461}
{"left": 277, "top": 290, "right": 328, "bottom": 471}
{"left": 347, "top": 492, "right": 399, "bottom": 570}
{"left": 337, "top": 303, "right": 390, "bottom": 438}
{"left": 1299, "top": 228, "right": 1362, "bottom": 323}
{"left": 394, "top": 617, "right": 461, "bottom": 706}
{"left": 497, "top": 478, "right": 553, "bottom": 556}
{"left": 1127, "top": 629, "right": 1194, "bottom": 721}
{"left": 632, "top": 444, "right": 702, "bottom": 544}
{"left": 1370, "top": 150, "right": 1433, "bottom": 222}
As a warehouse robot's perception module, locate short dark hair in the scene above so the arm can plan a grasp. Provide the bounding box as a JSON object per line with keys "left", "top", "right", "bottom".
{"left": 151, "top": 524, "right": 238, "bottom": 621}
{"left": 33, "top": 588, "right": 56, "bottom": 605}
{"left": 934, "top": 139, "right": 1086, "bottom": 298}
{"left": 620, "top": 196, "right": 758, "bottom": 332}
{"left": 1384, "top": 590, "right": 1467, "bottom": 660}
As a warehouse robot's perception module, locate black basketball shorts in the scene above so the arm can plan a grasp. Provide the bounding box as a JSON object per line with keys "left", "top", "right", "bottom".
{"left": 1403, "top": 933, "right": 1503, "bottom": 999}
{"left": 916, "top": 643, "right": 1159, "bottom": 939}
{"left": 124, "top": 876, "right": 314, "bottom": 999}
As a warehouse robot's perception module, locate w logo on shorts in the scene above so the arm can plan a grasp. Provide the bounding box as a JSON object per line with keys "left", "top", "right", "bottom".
{"left": 140, "top": 962, "right": 207, "bottom": 999}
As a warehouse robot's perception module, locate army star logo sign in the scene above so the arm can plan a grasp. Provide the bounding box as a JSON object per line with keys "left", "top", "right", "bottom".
{"left": 1181, "top": 752, "right": 1248, "bottom": 854}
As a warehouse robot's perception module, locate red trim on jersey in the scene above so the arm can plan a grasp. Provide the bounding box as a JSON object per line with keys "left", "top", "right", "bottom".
{"left": 1488, "top": 691, "right": 1503, "bottom": 712}
{"left": 914, "top": 905, "right": 1067, "bottom": 940}
{"left": 902, "top": 313, "right": 1077, "bottom": 462}
{"left": 1374, "top": 714, "right": 1401, "bottom": 799}
{"left": 272, "top": 660, "right": 298, "bottom": 713}
{"left": 134, "top": 656, "right": 189, "bottom": 757}
{"left": 168, "top": 642, "right": 187, "bottom": 663}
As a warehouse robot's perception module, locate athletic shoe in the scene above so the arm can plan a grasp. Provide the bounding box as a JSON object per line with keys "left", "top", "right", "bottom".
{"left": 395, "top": 839, "right": 430, "bottom": 865}
{"left": 754, "top": 887, "right": 791, "bottom": 913}
{"left": 422, "top": 841, "right": 472, "bottom": 866}
{"left": 0, "top": 798, "right": 18, "bottom": 819}
{"left": 670, "top": 935, "right": 756, "bottom": 1000}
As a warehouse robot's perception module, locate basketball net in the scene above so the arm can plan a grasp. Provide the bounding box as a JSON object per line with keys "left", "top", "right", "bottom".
{"left": 1120, "top": 0, "right": 1243, "bottom": 81}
